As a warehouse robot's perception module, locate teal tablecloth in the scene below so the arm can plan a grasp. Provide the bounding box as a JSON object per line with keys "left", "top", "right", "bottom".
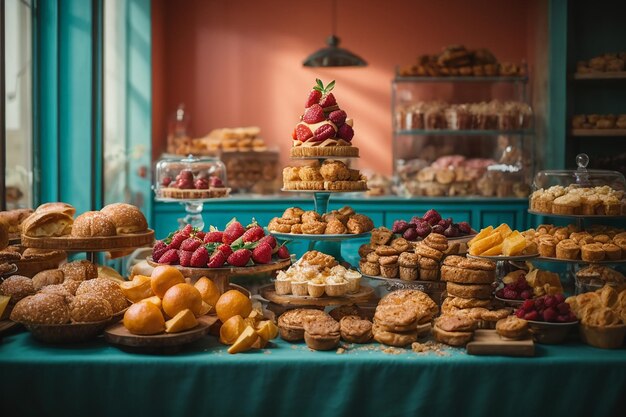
{"left": 0, "top": 330, "right": 625, "bottom": 417}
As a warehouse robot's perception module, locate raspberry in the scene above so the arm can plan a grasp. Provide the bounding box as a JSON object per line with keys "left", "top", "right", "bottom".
{"left": 319, "top": 93, "right": 336, "bottom": 108}
{"left": 557, "top": 302, "right": 570, "bottom": 314}
{"left": 177, "top": 170, "right": 193, "bottom": 181}
{"left": 158, "top": 249, "right": 179, "bottom": 265}
{"left": 520, "top": 290, "right": 533, "bottom": 300}
{"left": 534, "top": 298, "right": 545, "bottom": 310}
{"left": 207, "top": 250, "right": 227, "bottom": 268}
{"left": 515, "top": 309, "right": 526, "bottom": 318}
{"left": 554, "top": 293, "right": 565, "bottom": 304}
{"left": 252, "top": 242, "right": 272, "bottom": 264}
{"left": 566, "top": 312, "right": 577, "bottom": 322}
{"left": 217, "top": 244, "right": 233, "bottom": 258}
{"left": 259, "top": 235, "right": 277, "bottom": 249}
{"left": 194, "top": 178, "right": 209, "bottom": 190}
{"left": 431, "top": 225, "right": 445, "bottom": 235}
{"left": 209, "top": 176, "right": 224, "bottom": 187}
{"left": 503, "top": 288, "right": 518, "bottom": 300}
{"left": 295, "top": 124, "right": 313, "bottom": 142}
{"left": 415, "top": 224, "right": 431, "bottom": 238}
{"left": 544, "top": 295, "right": 556, "bottom": 308}
{"left": 277, "top": 245, "right": 290, "bottom": 259}
{"left": 242, "top": 226, "right": 265, "bottom": 243}
{"left": 438, "top": 218, "right": 452, "bottom": 228}
{"left": 179, "top": 250, "right": 193, "bottom": 267}
{"left": 328, "top": 110, "right": 347, "bottom": 126}
{"left": 223, "top": 220, "right": 246, "bottom": 245}
{"left": 423, "top": 209, "right": 442, "bottom": 225}
{"left": 168, "top": 233, "right": 187, "bottom": 250}
{"left": 337, "top": 124, "right": 354, "bottom": 141}
{"left": 521, "top": 299, "right": 535, "bottom": 311}
{"left": 305, "top": 89, "right": 322, "bottom": 107}
{"left": 409, "top": 216, "right": 423, "bottom": 225}
{"left": 457, "top": 221, "right": 472, "bottom": 235}
{"left": 496, "top": 289, "right": 505, "bottom": 298}
{"left": 302, "top": 104, "right": 325, "bottom": 124}
{"left": 161, "top": 176, "right": 172, "bottom": 186}
{"left": 152, "top": 241, "right": 168, "bottom": 261}
{"left": 313, "top": 124, "right": 336, "bottom": 141}
{"left": 227, "top": 249, "right": 252, "bottom": 267}
{"left": 190, "top": 246, "right": 209, "bottom": 267}
{"left": 392, "top": 220, "right": 410, "bottom": 234}
{"left": 176, "top": 177, "right": 194, "bottom": 189}
{"left": 204, "top": 231, "right": 223, "bottom": 243}
{"left": 180, "top": 237, "right": 202, "bottom": 252}
{"left": 403, "top": 228, "right": 418, "bottom": 241}
{"left": 543, "top": 307, "right": 558, "bottom": 322}
{"left": 524, "top": 310, "right": 539, "bottom": 321}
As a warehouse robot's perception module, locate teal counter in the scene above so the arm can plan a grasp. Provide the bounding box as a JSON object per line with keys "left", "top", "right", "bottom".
{"left": 0, "top": 330, "right": 624, "bottom": 417}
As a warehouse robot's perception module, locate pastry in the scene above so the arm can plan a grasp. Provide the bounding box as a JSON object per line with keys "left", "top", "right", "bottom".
{"left": 59, "top": 260, "right": 98, "bottom": 281}
{"left": 10, "top": 293, "right": 70, "bottom": 324}
{"left": 0, "top": 208, "right": 34, "bottom": 235}
{"left": 372, "top": 322, "right": 417, "bottom": 347}
{"left": 445, "top": 296, "right": 491, "bottom": 309}
{"left": 538, "top": 235, "right": 557, "bottom": 257}
{"left": 398, "top": 252, "right": 419, "bottom": 281}
{"left": 69, "top": 294, "right": 113, "bottom": 323}
{"left": 446, "top": 282, "right": 493, "bottom": 300}
{"left": 432, "top": 324, "right": 473, "bottom": 346}
{"left": 21, "top": 211, "right": 73, "bottom": 237}
{"left": 414, "top": 243, "right": 443, "bottom": 261}
{"left": 307, "top": 279, "right": 326, "bottom": 298}
{"left": 495, "top": 316, "right": 528, "bottom": 340}
{"left": 378, "top": 289, "right": 438, "bottom": 320}
{"left": 0, "top": 219, "right": 8, "bottom": 251}
{"left": 35, "top": 202, "right": 76, "bottom": 217}
{"left": 370, "top": 227, "right": 394, "bottom": 246}
{"left": 303, "top": 317, "right": 341, "bottom": 351}
{"left": 556, "top": 239, "right": 580, "bottom": 260}
{"left": 0, "top": 275, "right": 36, "bottom": 309}
{"left": 31, "top": 269, "right": 65, "bottom": 291}
{"left": 359, "top": 260, "right": 380, "bottom": 276}
{"left": 440, "top": 265, "right": 495, "bottom": 284}
{"left": 581, "top": 243, "right": 606, "bottom": 262}
{"left": 357, "top": 244, "right": 374, "bottom": 258}
{"left": 435, "top": 314, "right": 477, "bottom": 332}
{"left": 374, "top": 304, "right": 420, "bottom": 332}
{"left": 329, "top": 305, "right": 366, "bottom": 321}
{"left": 423, "top": 233, "right": 449, "bottom": 252}
{"left": 71, "top": 211, "right": 117, "bottom": 237}
{"left": 346, "top": 214, "right": 374, "bottom": 234}
{"left": 99, "top": 203, "right": 148, "bottom": 234}
{"left": 277, "top": 308, "right": 329, "bottom": 342}
{"left": 379, "top": 261, "right": 399, "bottom": 278}
{"left": 76, "top": 278, "right": 128, "bottom": 313}
{"left": 339, "top": 315, "right": 373, "bottom": 343}
{"left": 602, "top": 243, "right": 621, "bottom": 261}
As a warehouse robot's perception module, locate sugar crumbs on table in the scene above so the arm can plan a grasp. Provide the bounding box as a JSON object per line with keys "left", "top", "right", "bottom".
{"left": 411, "top": 340, "right": 451, "bottom": 356}
{"left": 336, "top": 348, "right": 346, "bottom": 354}
{"left": 382, "top": 347, "right": 404, "bottom": 355}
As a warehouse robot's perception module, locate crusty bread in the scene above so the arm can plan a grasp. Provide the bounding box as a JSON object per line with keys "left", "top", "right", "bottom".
{"left": 0, "top": 218, "right": 8, "bottom": 250}
{"left": 100, "top": 203, "right": 148, "bottom": 234}
{"left": 35, "top": 202, "right": 76, "bottom": 217}
{"left": 0, "top": 209, "right": 34, "bottom": 234}
{"left": 21, "top": 211, "right": 73, "bottom": 237}
{"left": 71, "top": 211, "right": 116, "bottom": 237}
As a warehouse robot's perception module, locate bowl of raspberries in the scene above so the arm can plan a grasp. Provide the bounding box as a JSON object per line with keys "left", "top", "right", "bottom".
{"left": 390, "top": 209, "right": 475, "bottom": 242}
{"left": 514, "top": 294, "right": 578, "bottom": 344}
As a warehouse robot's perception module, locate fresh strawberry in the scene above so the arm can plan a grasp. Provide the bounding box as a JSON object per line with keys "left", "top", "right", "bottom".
{"left": 209, "top": 176, "right": 224, "bottom": 187}
{"left": 168, "top": 233, "right": 187, "bottom": 250}
{"left": 337, "top": 124, "right": 354, "bottom": 141}
{"left": 314, "top": 124, "right": 336, "bottom": 141}
{"left": 195, "top": 178, "right": 209, "bottom": 189}
{"left": 305, "top": 89, "right": 322, "bottom": 107}
{"left": 179, "top": 250, "right": 193, "bottom": 267}
{"left": 190, "top": 246, "right": 209, "bottom": 267}
{"left": 523, "top": 310, "right": 539, "bottom": 321}
{"left": 227, "top": 249, "right": 252, "bottom": 267}
{"left": 259, "top": 235, "right": 277, "bottom": 249}
{"left": 217, "top": 244, "right": 233, "bottom": 258}
{"left": 252, "top": 242, "right": 272, "bottom": 264}
{"left": 223, "top": 220, "right": 246, "bottom": 245}
{"left": 181, "top": 225, "right": 194, "bottom": 237}
{"left": 158, "top": 249, "right": 179, "bottom": 264}
{"left": 328, "top": 110, "right": 347, "bottom": 126}
{"left": 207, "top": 249, "right": 227, "bottom": 268}
{"left": 277, "top": 245, "right": 290, "bottom": 259}
{"left": 195, "top": 231, "right": 206, "bottom": 240}
{"left": 302, "top": 104, "right": 325, "bottom": 124}
{"left": 295, "top": 124, "right": 314, "bottom": 142}
{"left": 242, "top": 225, "right": 265, "bottom": 243}
{"left": 180, "top": 237, "right": 202, "bottom": 251}
{"left": 319, "top": 92, "right": 336, "bottom": 108}
{"left": 152, "top": 241, "right": 168, "bottom": 261}
{"left": 204, "top": 231, "right": 223, "bottom": 243}
{"left": 161, "top": 176, "right": 172, "bottom": 186}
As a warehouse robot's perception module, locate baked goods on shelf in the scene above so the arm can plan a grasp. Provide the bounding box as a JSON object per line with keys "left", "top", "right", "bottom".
{"left": 468, "top": 224, "right": 537, "bottom": 256}
{"left": 0, "top": 245, "right": 66, "bottom": 277}
{"left": 432, "top": 314, "right": 476, "bottom": 346}
{"left": 572, "top": 114, "right": 626, "bottom": 130}
{"left": 391, "top": 209, "right": 473, "bottom": 240}
{"left": 282, "top": 160, "right": 368, "bottom": 191}
{"left": 496, "top": 269, "right": 563, "bottom": 300}
{"left": 339, "top": 315, "right": 373, "bottom": 344}
{"left": 521, "top": 224, "right": 626, "bottom": 260}
{"left": 274, "top": 251, "right": 361, "bottom": 297}
{"left": 576, "top": 53, "right": 626, "bottom": 75}
{"left": 576, "top": 265, "right": 625, "bottom": 291}
{"left": 303, "top": 315, "right": 341, "bottom": 350}
{"left": 529, "top": 185, "right": 625, "bottom": 216}
{"left": 151, "top": 221, "right": 291, "bottom": 268}
{"left": 398, "top": 45, "right": 526, "bottom": 78}
{"left": 189, "top": 126, "right": 267, "bottom": 155}
{"left": 566, "top": 285, "right": 626, "bottom": 326}
{"left": 290, "top": 79, "right": 358, "bottom": 158}
{"left": 395, "top": 100, "right": 532, "bottom": 131}
{"left": 0, "top": 208, "right": 34, "bottom": 237}
{"left": 21, "top": 211, "right": 74, "bottom": 238}
{"left": 221, "top": 151, "right": 279, "bottom": 194}
{"left": 267, "top": 206, "right": 373, "bottom": 235}
{"left": 441, "top": 255, "right": 497, "bottom": 284}
{"left": 158, "top": 170, "right": 229, "bottom": 199}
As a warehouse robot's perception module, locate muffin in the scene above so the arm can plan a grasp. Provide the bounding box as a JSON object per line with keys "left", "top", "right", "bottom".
{"left": 398, "top": 252, "right": 419, "bottom": 281}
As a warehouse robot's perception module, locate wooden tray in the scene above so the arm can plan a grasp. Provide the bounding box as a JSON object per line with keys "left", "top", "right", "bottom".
{"left": 104, "top": 315, "right": 218, "bottom": 354}
{"left": 259, "top": 284, "right": 375, "bottom": 307}
{"left": 14, "top": 252, "right": 67, "bottom": 278}
{"left": 0, "top": 320, "right": 20, "bottom": 339}
{"left": 466, "top": 329, "right": 534, "bottom": 356}
{"left": 21, "top": 230, "right": 155, "bottom": 251}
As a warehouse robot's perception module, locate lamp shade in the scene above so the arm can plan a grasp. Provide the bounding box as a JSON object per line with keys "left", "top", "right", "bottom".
{"left": 303, "top": 35, "right": 367, "bottom": 67}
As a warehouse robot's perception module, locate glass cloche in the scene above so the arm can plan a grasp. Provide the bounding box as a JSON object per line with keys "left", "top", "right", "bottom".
{"left": 154, "top": 155, "right": 230, "bottom": 201}
{"left": 529, "top": 154, "right": 626, "bottom": 216}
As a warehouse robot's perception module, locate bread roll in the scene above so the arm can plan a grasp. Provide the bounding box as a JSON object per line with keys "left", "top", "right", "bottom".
{"left": 21, "top": 211, "right": 73, "bottom": 237}
{"left": 60, "top": 260, "right": 98, "bottom": 281}
{"left": 35, "top": 202, "right": 76, "bottom": 217}
{"left": 71, "top": 211, "right": 116, "bottom": 237}
{"left": 32, "top": 269, "right": 65, "bottom": 290}
{"left": 0, "top": 218, "right": 8, "bottom": 250}
{"left": 10, "top": 293, "right": 70, "bottom": 324}
{"left": 0, "top": 209, "right": 34, "bottom": 234}
{"left": 100, "top": 203, "right": 148, "bottom": 234}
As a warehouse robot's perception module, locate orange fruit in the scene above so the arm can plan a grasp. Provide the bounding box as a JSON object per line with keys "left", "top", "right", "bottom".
{"left": 219, "top": 315, "right": 245, "bottom": 345}
{"left": 194, "top": 277, "right": 221, "bottom": 308}
{"left": 120, "top": 275, "right": 154, "bottom": 302}
{"left": 227, "top": 326, "right": 258, "bottom": 354}
{"left": 215, "top": 290, "right": 252, "bottom": 323}
{"left": 151, "top": 265, "right": 185, "bottom": 298}
{"left": 162, "top": 283, "right": 203, "bottom": 318}
{"left": 256, "top": 320, "right": 279, "bottom": 341}
{"left": 123, "top": 302, "right": 165, "bottom": 335}
{"left": 165, "top": 309, "right": 198, "bottom": 333}
{"left": 142, "top": 295, "right": 162, "bottom": 310}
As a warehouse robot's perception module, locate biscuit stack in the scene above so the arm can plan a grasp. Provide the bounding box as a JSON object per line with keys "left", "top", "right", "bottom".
{"left": 372, "top": 290, "right": 438, "bottom": 347}
{"left": 267, "top": 206, "right": 374, "bottom": 235}
{"left": 433, "top": 314, "right": 477, "bottom": 346}
{"left": 282, "top": 160, "right": 368, "bottom": 191}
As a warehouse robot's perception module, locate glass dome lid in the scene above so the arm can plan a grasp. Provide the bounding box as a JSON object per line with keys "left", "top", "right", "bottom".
{"left": 154, "top": 154, "right": 230, "bottom": 201}
{"left": 533, "top": 154, "right": 625, "bottom": 191}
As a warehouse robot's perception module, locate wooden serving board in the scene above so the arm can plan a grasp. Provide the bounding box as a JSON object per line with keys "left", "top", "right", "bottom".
{"left": 466, "top": 329, "right": 534, "bottom": 357}
{"left": 21, "top": 230, "right": 155, "bottom": 251}
{"left": 104, "top": 315, "right": 218, "bottom": 351}
{"left": 260, "top": 284, "right": 376, "bottom": 307}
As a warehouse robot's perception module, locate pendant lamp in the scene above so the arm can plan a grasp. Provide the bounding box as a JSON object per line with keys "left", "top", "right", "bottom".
{"left": 302, "top": 0, "right": 367, "bottom": 68}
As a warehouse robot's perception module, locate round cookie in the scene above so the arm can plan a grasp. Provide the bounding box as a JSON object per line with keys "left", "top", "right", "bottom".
{"left": 441, "top": 265, "right": 495, "bottom": 284}
{"left": 446, "top": 282, "right": 493, "bottom": 300}
{"left": 372, "top": 323, "right": 417, "bottom": 347}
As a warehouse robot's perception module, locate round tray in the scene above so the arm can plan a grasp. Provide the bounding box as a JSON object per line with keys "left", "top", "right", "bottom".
{"left": 155, "top": 194, "right": 232, "bottom": 203}
{"left": 21, "top": 230, "right": 155, "bottom": 251}
{"left": 494, "top": 295, "right": 524, "bottom": 307}
{"left": 534, "top": 256, "right": 626, "bottom": 265}
{"left": 13, "top": 252, "right": 67, "bottom": 278}
{"left": 259, "top": 284, "right": 375, "bottom": 307}
{"left": 281, "top": 189, "right": 368, "bottom": 194}
{"left": 360, "top": 272, "right": 446, "bottom": 291}
{"left": 146, "top": 257, "right": 291, "bottom": 276}
{"left": 104, "top": 315, "right": 217, "bottom": 353}
{"left": 269, "top": 231, "right": 371, "bottom": 241}
{"left": 289, "top": 156, "right": 360, "bottom": 160}
{"left": 0, "top": 264, "right": 18, "bottom": 280}
{"left": 8, "top": 235, "right": 20, "bottom": 245}
{"left": 527, "top": 210, "right": 626, "bottom": 219}
{"left": 467, "top": 253, "right": 539, "bottom": 262}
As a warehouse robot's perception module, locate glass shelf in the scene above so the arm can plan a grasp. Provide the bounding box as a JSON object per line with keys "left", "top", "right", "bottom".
{"left": 394, "top": 76, "right": 528, "bottom": 83}
{"left": 395, "top": 129, "right": 534, "bottom": 136}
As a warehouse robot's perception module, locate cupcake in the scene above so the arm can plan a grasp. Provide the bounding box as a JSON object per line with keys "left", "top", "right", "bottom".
{"left": 556, "top": 239, "right": 580, "bottom": 260}
{"left": 274, "top": 271, "right": 292, "bottom": 295}
{"left": 379, "top": 255, "right": 399, "bottom": 278}
{"left": 419, "top": 257, "right": 439, "bottom": 281}
{"left": 603, "top": 243, "right": 621, "bottom": 261}
{"left": 538, "top": 235, "right": 557, "bottom": 258}
{"left": 359, "top": 260, "right": 380, "bottom": 276}
{"left": 325, "top": 275, "right": 349, "bottom": 297}
{"left": 307, "top": 278, "right": 326, "bottom": 298}
{"left": 398, "top": 252, "right": 419, "bottom": 281}
{"left": 291, "top": 278, "right": 309, "bottom": 296}
{"left": 344, "top": 269, "right": 362, "bottom": 293}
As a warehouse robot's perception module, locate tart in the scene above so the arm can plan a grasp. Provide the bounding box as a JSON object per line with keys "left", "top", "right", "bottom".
{"left": 303, "top": 316, "right": 341, "bottom": 350}
{"left": 277, "top": 308, "right": 329, "bottom": 342}
{"left": 339, "top": 315, "right": 373, "bottom": 344}
{"left": 495, "top": 315, "right": 528, "bottom": 340}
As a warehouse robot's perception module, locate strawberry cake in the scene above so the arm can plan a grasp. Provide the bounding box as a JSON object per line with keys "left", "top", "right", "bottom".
{"left": 290, "top": 79, "right": 359, "bottom": 158}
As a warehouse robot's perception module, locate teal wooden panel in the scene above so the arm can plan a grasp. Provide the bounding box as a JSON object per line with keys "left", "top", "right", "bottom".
{"left": 547, "top": 0, "right": 568, "bottom": 170}
{"left": 480, "top": 210, "right": 518, "bottom": 229}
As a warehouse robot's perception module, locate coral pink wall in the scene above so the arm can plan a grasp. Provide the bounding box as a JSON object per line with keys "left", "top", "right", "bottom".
{"left": 152, "top": 0, "right": 543, "bottom": 175}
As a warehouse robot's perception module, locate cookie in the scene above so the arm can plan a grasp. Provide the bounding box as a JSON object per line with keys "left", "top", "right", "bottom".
{"left": 340, "top": 315, "right": 373, "bottom": 344}
{"left": 440, "top": 265, "right": 495, "bottom": 284}
{"left": 446, "top": 282, "right": 493, "bottom": 300}
{"left": 372, "top": 323, "right": 417, "bottom": 347}
{"left": 432, "top": 324, "right": 473, "bottom": 346}
{"left": 495, "top": 316, "right": 528, "bottom": 340}
{"left": 445, "top": 296, "right": 492, "bottom": 309}
{"left": 435, "top": 314, "right": 477, "bottom": 332}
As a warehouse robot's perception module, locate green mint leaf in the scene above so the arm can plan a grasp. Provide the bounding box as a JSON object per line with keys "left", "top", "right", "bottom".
{"left": 326, "top": 80, "right": 335, "bottom": 92}
{"left": 316, "top": 78, "right": 324, "bottom": 89}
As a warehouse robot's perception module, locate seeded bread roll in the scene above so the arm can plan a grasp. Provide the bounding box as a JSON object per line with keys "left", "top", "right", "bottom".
{"left": 0, "top": 275, "right": 36, "bottom": 303}
{"left": 21, "top": 211, "right": 73, "bottom": 237}
{"left": 69, "top": 294, "right": 113, "bottom": 323}
{"left": 99, "top": 203, "right": 148, "bottom": 234}
{"left": 32, "top": 269, "right": 65, "bottom": 290}
{"left": 60, "top": 260, "right": 98, "bottom": 281}
{"left": 10, "top": 293, "right": 70, "bottom": 324}
{"left": 71, "top": 211, "right": 116, "bottom": 237}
